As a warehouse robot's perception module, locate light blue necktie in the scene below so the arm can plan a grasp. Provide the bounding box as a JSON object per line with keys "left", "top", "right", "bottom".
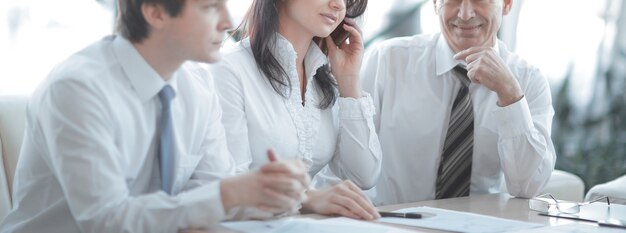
{"left": 158, "top": 85, "right": 175, "bottom": 194}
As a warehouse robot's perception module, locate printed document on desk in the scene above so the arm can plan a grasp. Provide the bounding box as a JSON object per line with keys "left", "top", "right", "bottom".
{"left": 378, "top": 206, "right": 542, "bottom": 233}
{"left": 508, "top": 222, "right": 626, "bottom": 233}
{"left": 221, "top": 217, "right": 417, "bottom": 233}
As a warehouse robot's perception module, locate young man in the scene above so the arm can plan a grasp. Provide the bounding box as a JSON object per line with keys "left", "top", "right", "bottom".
{"left": 361, "top": 0, "right": 556, "bottom": 205}
{"left": 0, "top": 0, "right": 309, "bottom": 232}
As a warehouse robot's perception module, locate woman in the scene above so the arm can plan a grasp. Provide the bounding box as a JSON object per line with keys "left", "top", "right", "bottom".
{"left": 210, "top": 0, "right": 381, "bottom": 220}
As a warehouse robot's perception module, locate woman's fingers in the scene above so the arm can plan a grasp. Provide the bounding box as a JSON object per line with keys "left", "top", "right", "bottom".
{"left": 343, "top": 181, "right": 380, "bottom": 218}
{"left": 340, "top": 20, "right": 363, "bottom": 49}
{"left": 327, "top": 203, "right": 362, "bottom": 219}
{"left": 343, "top": 18, "right": 362, "bottom": 35}
{"left": 332, "top": 194, "right": 374, "bottom": 220}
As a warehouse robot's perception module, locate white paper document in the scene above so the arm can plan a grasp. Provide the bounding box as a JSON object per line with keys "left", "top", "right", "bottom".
{"left": 221, "top": 217, "right": 416, "bottom": 233}
{"left": 509, "top": 222, "right": 626, "bottom": 233}
{"left": 377, "top": 206, "right": 543, "bottom": 233}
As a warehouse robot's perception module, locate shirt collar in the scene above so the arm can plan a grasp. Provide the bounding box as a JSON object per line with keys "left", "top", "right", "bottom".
{"left": 303, "top": 39, "right": 328, "bottom": 78}
{"left": 274, "top": 34, "right": 328, "bottom": 78}
{"left": 435, "top": 33, "right": 500, "bottom": 76}
{"left": 113, "top": 36, "right": 177, "bottom": 102}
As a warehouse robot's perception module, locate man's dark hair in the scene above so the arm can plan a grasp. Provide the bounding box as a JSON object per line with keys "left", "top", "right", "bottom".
{"left": 116, "top": 0, "right": 186, "bottom": 43}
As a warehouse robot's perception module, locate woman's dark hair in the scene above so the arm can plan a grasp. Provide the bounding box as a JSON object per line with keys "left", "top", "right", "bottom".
{"left": 116, "top": 0, "right": 186, "bottom": 43}
{"left": 242, "top": 0, "right": 368, "bottom": 109}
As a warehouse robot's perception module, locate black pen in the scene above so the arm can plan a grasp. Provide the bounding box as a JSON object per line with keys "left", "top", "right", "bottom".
{"left": 379, "top": 211, "right": 422, "bottom": 219}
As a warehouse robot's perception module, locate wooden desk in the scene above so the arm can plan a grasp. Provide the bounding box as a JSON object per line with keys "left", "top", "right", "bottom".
{"left": 186, "top": 193, "right": 580, "bottom": 233}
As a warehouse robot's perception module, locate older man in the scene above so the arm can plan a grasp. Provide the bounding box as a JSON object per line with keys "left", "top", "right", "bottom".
{"left": 361, "top": 0, "right": 555, "bottom": 205}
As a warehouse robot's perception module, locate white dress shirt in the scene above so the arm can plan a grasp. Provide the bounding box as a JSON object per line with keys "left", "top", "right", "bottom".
{"left": 0, "top": 36, "right": 236, "bottom": 233}
{"left": 361, "top": 33, "right": 556, "bottom": 205}
{"left": 209, "top": 36, "right": 382, "bottom": 189}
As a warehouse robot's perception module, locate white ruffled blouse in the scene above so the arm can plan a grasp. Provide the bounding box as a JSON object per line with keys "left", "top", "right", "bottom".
{"left": 210, "top": 35, "right": 382, "bottom": 188}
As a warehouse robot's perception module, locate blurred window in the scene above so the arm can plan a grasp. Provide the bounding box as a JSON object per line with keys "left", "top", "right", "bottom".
{"left": 0, "top": 0, "right": 115, "bottom": 95}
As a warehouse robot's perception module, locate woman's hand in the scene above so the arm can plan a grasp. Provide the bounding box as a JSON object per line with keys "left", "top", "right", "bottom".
{"left": 301, "top": 180, "right": 380, "bottom": 220}
{"left": 326, "top": 18, "right": 364, "bottom": 99}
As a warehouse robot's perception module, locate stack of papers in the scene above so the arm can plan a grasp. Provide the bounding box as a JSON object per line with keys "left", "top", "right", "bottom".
{"left": 378, "top": 206, "right": 542, "bottom": 233}
{"left": 509, "top": 222, "right": 626, "bottom": 233}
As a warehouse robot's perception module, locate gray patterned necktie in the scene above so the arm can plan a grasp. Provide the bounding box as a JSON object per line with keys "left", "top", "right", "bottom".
{"left": 158, "top": 85, "right": 175, "bottom": 194}
{"left": 436, "top": 66, "right": 473, "bottom": 199}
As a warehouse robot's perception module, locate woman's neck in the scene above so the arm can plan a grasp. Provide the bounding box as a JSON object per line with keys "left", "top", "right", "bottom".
{"left": 278, "top": 27, "right": 311, "bottom": 69}
{"left": 278, "top": 20, "right": 314, "bottom": 105}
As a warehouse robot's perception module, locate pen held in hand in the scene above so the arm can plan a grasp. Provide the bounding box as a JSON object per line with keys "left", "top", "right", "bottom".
{"left": 379, "top": 211, "right": 422, "bottom": 219}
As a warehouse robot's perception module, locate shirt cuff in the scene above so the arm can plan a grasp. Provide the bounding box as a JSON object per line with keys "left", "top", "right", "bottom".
{"left": 493, "top": 97, "right": 534, "bottom": 138}
{"left": 338, "top": 92, "right": 375, "bottom": 119}
{"left": 177, "top": 181, "right": 226, "bottom": 224}
{"left": 224, "top": 207, "right": 274, "bottom": 220}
